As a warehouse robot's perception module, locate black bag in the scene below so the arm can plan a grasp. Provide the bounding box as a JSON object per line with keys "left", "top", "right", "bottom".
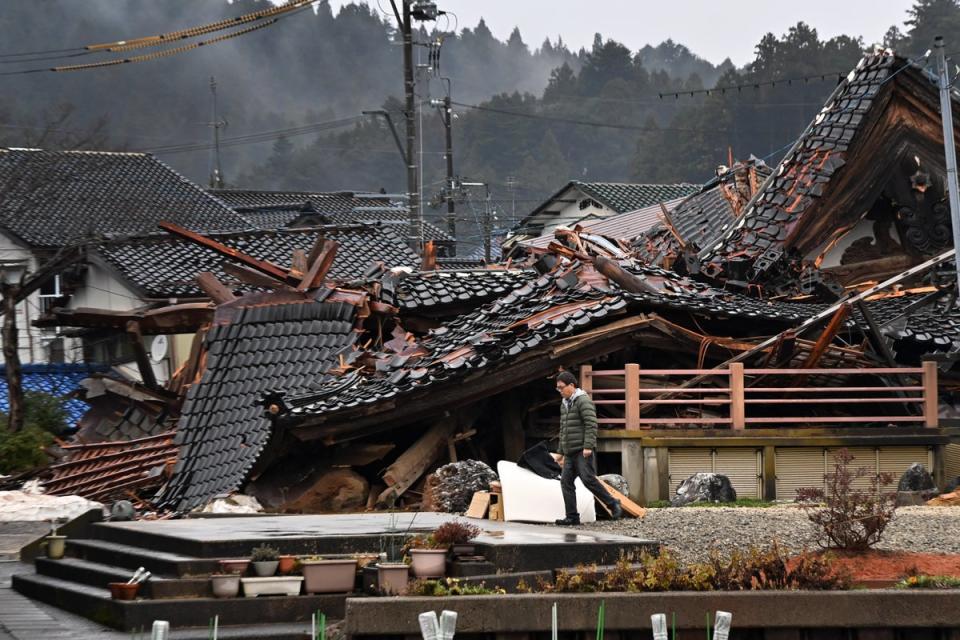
{"left": 517, "top": 441, "right": 562, "bottom": 480}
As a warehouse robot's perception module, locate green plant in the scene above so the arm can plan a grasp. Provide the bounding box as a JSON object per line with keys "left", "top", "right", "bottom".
{"left": 796, "top": 449, "right": 897, "bottom": 551}
{"left": 408, "top": 577, "right": 505, "bottom": 596}
{"left": 250, "top": 544, "right": 279, "bottom": 562}
{"left": 23, "top": 391, "right": 69, "bottom": 435}
{"left": 896, "top": 575, "right": 960, "bottom": 589}
{"left": 431, "top": 521, "right": 481, "bottom": 547}
{"left": 0, "top": 425, "right": 54, "bottom": 474}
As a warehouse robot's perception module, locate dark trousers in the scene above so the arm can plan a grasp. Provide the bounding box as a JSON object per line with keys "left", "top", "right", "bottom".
{"left": 560, "top": 450, "right": 617, "bottom": 518}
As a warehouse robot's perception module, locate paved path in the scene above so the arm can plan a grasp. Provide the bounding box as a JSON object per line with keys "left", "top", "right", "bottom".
{"left": 0, "top": 561, "right": 122, "bottom": 639}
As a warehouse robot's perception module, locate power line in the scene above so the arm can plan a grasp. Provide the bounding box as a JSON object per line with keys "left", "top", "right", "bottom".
{"left": 0, "top": 1, "right": 316, "bottom": 77}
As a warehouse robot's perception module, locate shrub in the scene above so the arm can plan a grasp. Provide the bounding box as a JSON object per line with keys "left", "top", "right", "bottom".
{"left": 0, "top": 426, "right": 54, "bottom": 474}
{"left": 250, "top": 544, "right": 280, "bottom": 562}
{"left": 431, "top": 521, "right": 481, "bottom": 547}
{"left": 796, "top": 449, "right": 897, "bottom": 551}
{"left": 23, "top": 391, "right": 69, "bottom": 435}
{"left": 538, "top": 544, "right": 850, "bottom": 593}
{"left": 896, "top": 575, "right": 960, "bottom": 589}
{"left": 408, "top": 577, "right": 505, "bottom": 596}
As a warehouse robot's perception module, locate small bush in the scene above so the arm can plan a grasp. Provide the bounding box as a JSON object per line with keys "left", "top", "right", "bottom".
{"left": 896, "top": 575, "right": 960, "bottom": 589}
{"left": 538, "top": 544, "right": 850, "bottom": 593}
{"left": 0, "top": 426, "right": 54, "bottom": 474}
{"left": 408, "top": 577, "right": 505, "bottom": 596}
{"left": 431, "top": 521, "right": 481, "bottom": 547}
{"left": 796, "top": 449, "right": 897, "bottom": 551}
{"left": 23, "top": 391, "right": 70, "bottom": 435}
{"left": 250, "top": 544, "right": 280, "bottom": 562}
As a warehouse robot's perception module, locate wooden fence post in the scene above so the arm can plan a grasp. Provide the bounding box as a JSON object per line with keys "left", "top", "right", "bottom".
{"left": 923, "top": 360, "right": 938, "bottom": 428}
{"left": 625, "top": 363, "right": 641, "bottom": 431}
{"left": 730, "top": 362, "right": 745, "bottom": 430}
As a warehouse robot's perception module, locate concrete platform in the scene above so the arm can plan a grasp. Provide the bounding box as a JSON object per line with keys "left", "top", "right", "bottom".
{"left": 93, "top": 513, "right": 657, "bottom": 571}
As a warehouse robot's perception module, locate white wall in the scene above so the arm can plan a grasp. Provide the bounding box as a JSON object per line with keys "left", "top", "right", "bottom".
{"left": 530, "top": 187, "right": 611, "bottom": 236}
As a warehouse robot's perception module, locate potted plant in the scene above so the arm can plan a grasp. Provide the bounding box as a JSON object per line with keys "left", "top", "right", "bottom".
{"left": 406, "top": 533, "right": 448, "bottom": 579}
{"left": 108, "top": 582, "right": 140, "bottom": 600}
{"left": 218, "top": 558, "right": 250, "bottom": 575}
{"left": 42, "top": 520, "right": 67, "bottom": 560}
{"left": 433, "top": 520, "right": 482, "bottom": 557}
{"left": 250, "top": 544, "right": 280, "bottom": 577}
{"left": 375, "top": 513, "right": 413, "bottom": 595}
{"left": 277, "top": 554, "right": 297, "bottom": 575}
{"left": 211, "top": 573, "right": 241, "bottom": 598}
{"left": 300, "top": 555, "right": 357, "bottom": 594}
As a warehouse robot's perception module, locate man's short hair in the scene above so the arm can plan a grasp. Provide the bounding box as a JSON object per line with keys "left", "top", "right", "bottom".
{"left": 557, "top": 371, "right": 578, "bottom": 387}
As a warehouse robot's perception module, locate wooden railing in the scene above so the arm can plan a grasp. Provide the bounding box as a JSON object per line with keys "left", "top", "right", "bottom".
{"left": 580, "top": 362, "right": 938, "bottom": 430}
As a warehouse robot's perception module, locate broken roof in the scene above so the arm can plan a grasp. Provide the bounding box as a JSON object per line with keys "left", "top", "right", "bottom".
{"left": 158, "top": 300, "right": 360, "bottom": 512}
{"left": 94, "top": 225, "right": 419, "bottom": 298}
{"left": 698, "top": 51, "right": 958, "bottom": 283}
{"left": 0, "top": 149, "right": 250, "bottom": 248}
{"left": 380, "top": 269, "right": 537, "bottom": 313}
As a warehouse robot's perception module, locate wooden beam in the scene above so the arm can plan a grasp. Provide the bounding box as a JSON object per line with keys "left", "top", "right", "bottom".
{"left": 291, "top": 249, "right": 308, "bottom": 277}
{"left": 420, "top": 240, "right": 437, "bottom": 271}
{"left": 222, "top": 262, "right": 284, "bottom": 289}
{"left": 125, "top": 320, "right": 158, "bottom": 391}
{"left": 196, "top": 272, "right": 237, "bottom": 305}
{"left": 598, "top": 478, "right": 646, "bottom": 518}
{"left": 376, "top": 422, "right": 454, "bottom": 506}
{"left": 297, "top": 240, "right": 338, "bottom": 291}
{"left": 159, "top": 220, "right": 291, "bottom": 283}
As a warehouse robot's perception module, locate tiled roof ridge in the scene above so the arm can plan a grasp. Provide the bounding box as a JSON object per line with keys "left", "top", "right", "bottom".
{"left": 95, "top": 221, "right": 389, "bottom": 248}
{"left": 1, "top": 147, "right": 148, "bottom": 157}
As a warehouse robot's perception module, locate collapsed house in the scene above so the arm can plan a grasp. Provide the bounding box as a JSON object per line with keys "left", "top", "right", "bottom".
{"left": 19, "top": 49, "right": 960, "bottom": 512}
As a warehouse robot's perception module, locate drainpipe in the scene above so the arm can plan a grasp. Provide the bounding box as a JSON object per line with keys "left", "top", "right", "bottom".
{"left": 934, "top": 36, "right": 960, "bottom": 297}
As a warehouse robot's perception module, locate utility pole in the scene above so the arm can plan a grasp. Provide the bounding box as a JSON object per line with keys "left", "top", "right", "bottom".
{"left": 208, "top": 76, "right": 227, "bottom": 189}
{"left": 443, "top": 95, "right": 455, "bottom": 244}
{"left": 389, "top": 1, "right": 421, "bottom": 250}
{"left": 935, "top": 36, "right": 960, "bottom": 295}
{"left": 1, "top": 274, "right": 23, "bottom": 432}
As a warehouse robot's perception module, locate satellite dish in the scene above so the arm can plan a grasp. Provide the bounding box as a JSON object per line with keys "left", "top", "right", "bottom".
{"left": 150, "top": 335, "right": 169, "bottom": 363}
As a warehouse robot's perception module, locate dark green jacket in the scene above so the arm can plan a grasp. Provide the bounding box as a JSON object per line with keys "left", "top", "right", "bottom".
{"left": 559, "top": 389, "right": 598, "bottom": 455}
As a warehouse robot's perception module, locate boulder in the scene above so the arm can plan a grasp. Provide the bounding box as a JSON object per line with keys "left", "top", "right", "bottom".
{"left": 670, "top": 473, "right": 737, "bottom": 507}
{"left": 279, "top": 468, "right": 369, "bottom": 513}
{"left": 897, "top": 463, "right": 936, "bottom": 492}
{"left": 599, "top": 474, "right": 629, "bottom": 496}
{"left": 429, "top": 460, "right": 498, "bottom": 513}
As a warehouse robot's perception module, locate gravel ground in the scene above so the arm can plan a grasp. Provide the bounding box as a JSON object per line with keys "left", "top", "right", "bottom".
{"left": 578, "top": 505, "right": 960, "bottom": 564}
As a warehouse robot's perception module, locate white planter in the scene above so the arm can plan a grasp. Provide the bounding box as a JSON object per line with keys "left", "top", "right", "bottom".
{"left": 211, "top": 575, "right": 241, "bottom": 598}
{"left": 409, "top": 549, "right": 447, "bottom": 578}
{"left": 241, "top": 576, "right": 303, "bottom": 598}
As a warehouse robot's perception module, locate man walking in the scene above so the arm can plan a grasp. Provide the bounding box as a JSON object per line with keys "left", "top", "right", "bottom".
{"left": 554, "top": 371, "right": 622, "bottom": 525}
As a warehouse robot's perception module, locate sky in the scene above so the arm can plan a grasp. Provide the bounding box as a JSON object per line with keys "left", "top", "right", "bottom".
{"left": 328, "top": 0, "right": 916, "bottom": 66}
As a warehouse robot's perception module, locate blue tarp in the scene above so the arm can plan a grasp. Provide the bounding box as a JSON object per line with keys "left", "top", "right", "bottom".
{"left": 0, "top": 363, "right": 108, "bottom": 427}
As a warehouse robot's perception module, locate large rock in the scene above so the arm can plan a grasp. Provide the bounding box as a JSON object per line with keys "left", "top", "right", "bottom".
{"left": 670, "top": 473, "right": 736, "bottom": 507}
{"left": 897, "top": 463, "right": 936, "bottom": 492}
{"left": 599, "top": 474, "right": 629, "bottom": 496}
{"left": 429, "top": 460, "right": 498, "bottom": 513}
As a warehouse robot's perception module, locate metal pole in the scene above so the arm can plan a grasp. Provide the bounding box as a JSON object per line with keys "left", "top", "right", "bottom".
{"left": 935, "top": 36, "right": 960, "bottom": 296}
{"left": 483, "top": 189, "right": 492, "bottom": 262}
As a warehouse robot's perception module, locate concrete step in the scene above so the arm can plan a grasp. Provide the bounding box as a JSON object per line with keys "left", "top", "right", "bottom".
{"left": 12, "top": 572, "right": 346, "bottom": 630}
{"left": 66, "top": 538, "right": 218, "bottom": 577}
{"left": 36, "top": 557, "right": 213, "bottom": 599}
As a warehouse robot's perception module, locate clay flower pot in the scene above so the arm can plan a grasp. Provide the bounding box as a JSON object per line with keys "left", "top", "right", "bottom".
{"left": 277, "top": 555, "right": 297, "bottom": 575}
{"left": 376, "top": 562, "right": 409, "bottom": 595}
{"left": 300, "top": 558, "right": 357, "bottom": 594}
{"left": 43, "top": 535, "right": 67, "bottom": 560}
{"left": 409, "top": 549, "right": 447, "bottom": 578}
{"left": 218, "top": 559, "right": 249, "bottom": 575}
{"left": 211, "top": 574, "right": 241, "bottom": 598}
{"left": 109, "top": 582, "right": 140, "bottom": 601}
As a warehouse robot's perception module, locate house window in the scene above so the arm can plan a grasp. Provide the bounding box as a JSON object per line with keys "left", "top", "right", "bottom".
{"left": 82, "top": 331, "right": 136, "bottom": 366}
{"left": 38, "top": 275, "right": 62, "bottom": 316}
{"left": 579, "top": 198, "right": 600, "bottom": 211}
